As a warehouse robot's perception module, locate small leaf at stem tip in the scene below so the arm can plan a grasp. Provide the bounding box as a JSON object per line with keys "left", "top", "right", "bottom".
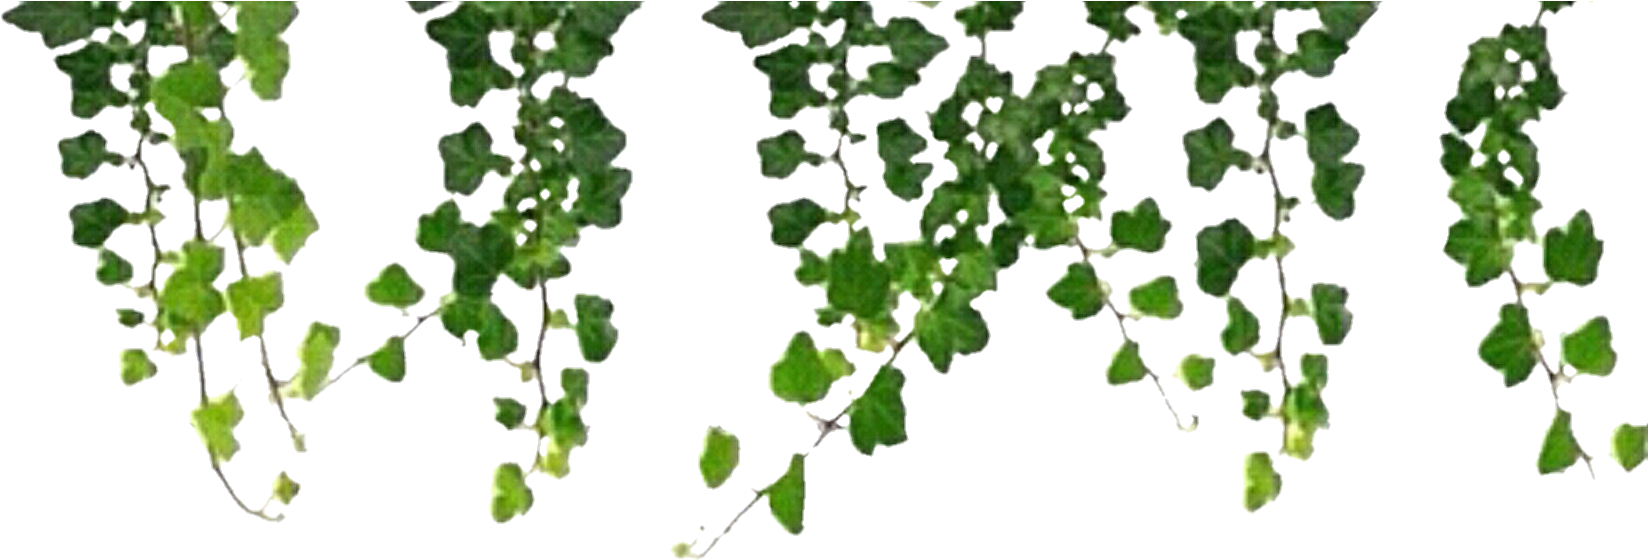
{"left": 1613, "top": 424, "right": 1647, "bottom": 472}
{"left": 490, "top": 463, "right": 533, "bottom": 523}
{"left": 368, "top": 336, "right": 407, "bottom": 382}
{"left": 365, "top": 264, "right": 425, "bottom": 310}
{"left": 1537, "top": 410, "right": 1580, "bottom": 475}
{"left": 272, "top": 471, "right": 300, "bottom": 505}
{"left": 1178, "top": 355, "right": 1215, "bottom": 391}
{"left": 1128, "top": 276, "right": 1181, "bottom": 319}
{"left": 1244, "top": 452, "right": 1282, "bottom": 512}
{"left": 1561, "top": 317, "right": 1615, "bottom": 376}
{"left": 120, "top": 348, "right": 157, "bottom": 386}
{"left": 766, "top": 454, "right": 806, "bottom": 534}
{"left": 1107, "top": 340, "right": 1147, "bottom": 385}
{"left": 1241, "top": 391, "right": 1271, "bottom": 420}
{"left": 699, "top": 427, "right": 740, "bottom": 489}
{"left": 116, "top": 308, "right": 145, "bottom": 328}
{"left": 494, "top": 398, "right": 526, "bottom": 430}
{"left": 1048, "top": 262, "right": 1106, "bottom": 320}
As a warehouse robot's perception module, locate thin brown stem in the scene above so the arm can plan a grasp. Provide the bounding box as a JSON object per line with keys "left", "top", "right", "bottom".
{"left": 1506, "top": 269, "right": 1594, "bottom": 478}
{"left": 692, "top": 489, "right": 766, "bottom": 559}
{"left": 533, "top": 281, "right": 553, "bottom": 405}
{"left": 210, "top": 459, "right": 283, "bottom": 522}
{"left": 1069, "top": 238, "right": 1195, "bottom": 431}
{"left": 327, "top": 306, "right": 443, "bottom": 386}
{"left": 228, "top": 223, "right": 303, "bottom": 449}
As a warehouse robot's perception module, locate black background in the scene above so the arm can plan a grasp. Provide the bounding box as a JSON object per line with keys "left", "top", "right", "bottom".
{"left": 9, "top": 0, "right": 1634, "bottom": 550}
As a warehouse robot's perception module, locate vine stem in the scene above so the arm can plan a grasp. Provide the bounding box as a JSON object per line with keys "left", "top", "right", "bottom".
{"left": 227, "top": 220, "right": 303, "bottom": 450}
{"left": 1258, "top": 120, "right": 1293, "bottom": 391}
{"left": 326, "top": 306, "right": 442, "bottom": 387}
{"left": 532, "top": 281, "right": 552, "bottom": 405}
{"left": 194, "top": 335, "right": 282, "bottom": 521}
{"left": 1506, "top": 269, "right": 1595, "bottom": 478}
{"left": 1072, "top": 238, "right": 1196, "bottom": 431}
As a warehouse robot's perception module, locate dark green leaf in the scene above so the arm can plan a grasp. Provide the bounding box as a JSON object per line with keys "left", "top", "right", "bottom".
{"left": 754, "top": 44, "right": 826, "bottom": 118}
{"left": 1107, "top": 340, "right": 1147, "bottom": 385}
{"left": 1241, "top": 390, "right": 1270, "bottom": 420}
{"left": 1561, "top": 317, "right": 1615, "bottom": 376}
{"left": 4, "top": 1, "right": 99, "bottom": 47}
{"left": 768, "top": 199, "right": 828, "bottom": 248}
{"left": 1543, "top": 210, "right": 1602, "bottom": 286}
{"left": 1195, "top": 219, "right": 1254, "bottom": 296}
{"left": 954, "top": 1, "right": 1022, "bottom": 37}
{"left": 95, "top": 248, "right": 132, "bottom": 286}
{"left": 440, "top": 123, "right": 512, "bottom": 196}
{"left": 1479, "top": 304, "right": 1536, "bottom": 387}
{"left": 700, "top": 426, "right": 740, "bottom": 489}
{"left": 1310, "top": 283, "right": 1352, "bottom": 345}
{"left": 1222, "top": 297, "right": 1260, "bottom": 355}
{"left": 417, "top": 200, "right": 462, "bottom": 253}
{"left": 1184, "top": 119, "right": 1250, "bottom": 190}
{"left": 1179, "top": 355, "right": 1215, "bottom": 390}
{"left": 765, "top": 454, "right": 806, "bottom": 534}
{"left": 826, "top": 228, "right": 892, "bottom": 319}
{"left": 884, "top": 17, "right": 947, "bottom": 69}
{"left": 574, "top": 294, "right": 618, "bottom": 362}
{"left": 116, "top": 308, "right": 144, "bottom": 328}
{"left": 1047, "top": 262, "right": 1105, "bottom": 320}
{"left": 56, "top": 41, "right": 126, "bottom": 118}
{"left": 449, "top": 222, "right": 514, "bottom": 296}
{"left": 69, "top": 198, "right": 128, "bottom": 247}
{"left": 878, "top": 119, "right": 931, "bottom": 201}
{"left": 441, "top": 295, "right": 518, "bottom": 360}
{"left": 369, "top": 336, "right": 407, "bottom": 382}
{"left": 1537, "top": 409, "right": 1580, "bottom": 474}
{"left": 916, "top": 288, "right": 988, "bottom": 373}
{"left": 1111, "top": 198, "right": 1171, "bottom": 253}
{"left": 758, "top": 130, "right": 818, "bottom": 179}
{"left": 1294, "top": 29, "right": 1348, "bottom": 78}
{"left": 1305, "top": 103, "right": 1359, "bottom": 165}
{"left": 1311, "top": 161, "right": 1362, "bottom": 220}
{"left": 494, "top": 397, "right": 526, "bottom": 429}
{"left": 427, "top": 4, "right": 513, "bottom": 106}
{"left": 1300, "top": 353, "right": 1328, "bottom": 389}
{"left": 561, "top": 368, "right": 589, "bottom": 409}
{"left": 59, "top": 131, "right": 118, "bottom": 178}
{"left": 849, "top": 366, "right": 907, "bottom": 455}
{"left": 703, "top": 2, "right": 799, "bottom": 48}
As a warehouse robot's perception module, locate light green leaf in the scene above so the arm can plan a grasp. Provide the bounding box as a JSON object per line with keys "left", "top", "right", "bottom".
{"left": 226, "top": 272, "right": 284, "bottom": 340}
{"left": 120, "top": 348, "right": 156, "bottom": 386}
{"left": 192, "top": 391, "right": 244, "bottom": 463}
{"left": 1178, "top": 355, "right": 1215, "bottom": 391}
{"left": 700, "top": 426, "right": 740, "bottom": 489}
{"left": 1222, "top": 297, "right": 1260, "bottom": 355}
{"left": 368, "top": 336, "right": 406, "bottom": 382}
{"left": 270, "top": 202, "right": 318, "bottom": 264}
{"left": 849, "top": 366, "right": 907, "bottom": 455}
{"left": 561, "top": 368, "right": 589, "bottom": 409}
{"left": 1537, "top": 409, "right": 1580, "bottom": 475}
{"left": 490, "top": 463, "right": 533, "bottom": 522}
{"left": 1107, "top": 340, "right": 1147, "bottom": 385}
{"left": 766, "top": 454, "right": 805, "bottom": 535}
{"left": 770, "top": 332, "right": 853, "bottom": 404}
{"left": 1244, "top": 452, "right": 1282, "bottom": 512}
{"left": 1129, "top": 276, "right": 1181, "bottom": 319}
{"left": 283, "top": 322, "right": 341, "bottom": 401}
{"left": 235, "top": 1, "right": 295, "bottom": 100}
{"left": 1613, "top": 424, "right": 1647, "bottom": 472}
{"left": 366, "top": 264, "right": 425, "bottom": 310}
{"left": 95, "top": 249, "right": 132, "bottom": 286}
{"left": 272, "top": 471, "right": 300, "bottom": 505}
{"left": 156, "top": 240, "right": 227, "bottom": 339}
{"left": 1561, "top": 317, "right": 1615, "bottom": 376}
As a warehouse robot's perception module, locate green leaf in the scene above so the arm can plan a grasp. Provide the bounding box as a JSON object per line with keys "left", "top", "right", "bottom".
{"left": 211, "top": 150, "right": 303, "bottom": 244}
{"left": 1244, "top": 452, "right": 1282, "bottom": 512}
{"left": 884, "top": 17, "right": 947, "bottom": 69}
{"left": 1184, "top": 118, "right": 1251, "bottom": 190}
{"left": 156, "top": 240, "right": 227, "bottom": 339}
{"left": 1613, "top": 424, "right": 1647, "bottom": 472}
{"left": 4, "top": 1, "right": 100, "bottom": 48}
{"left": 1561, "top": 317, "right": 1615, "bottom": 376}
{"left": 574, "top": 294, "right": 618, "bottom": 362}
{"left": 1440, "top": 134, "right": 1472, "bottom": 176}
{"left": 770, "top": 332, "right": 853, "bottom": 404}
{"left": 1129, "top": 276, "right": 1181, "bottom": 319}
{"left": 226, "top": 272, "right": 284, "bottom": 340}
{"left": 1178, "top": 355, "right": 1215, "bottom": 391}
{"left": 368, "top": 336, "right": 406, "bottom": 382}
{"left": 826, "top": 228, "right": 892, "bottom": 319}
{"left": 795, "top": 249, "right": 828, "bottom": 286}
{"left": 765, "top": 454, "right": 806, "bottom": 535}
{"left": 440, "top": 123, "right": 513, "bottom": 196}
{"left": 490, "top": 463, "right": 533, "bottom": 522}
{"left": 1241, "top": 390, "right": 1270, "bottom": 420}
{"left": 1110, "top": 198, "right": 1171, "bottom": 253}
{"left": 1310, "top": 283, "right": 1352, "bottom": 345}
{"left": 703, "top": 2, "right": 799, "bottom": 48}
{"left": 1543, "top": 210, "right": 1602, "bottom": 286}
{"left": 69, "top": 198, "right": 128, "bottom": 247}
{"left": 417, "top": 200, "right": 462, "bottom": 253}
{"left": 366, "top": 264, "right": 425, "bottom": 310}
{"left": 154, "top": 59, "right": 226, "bottom": 110}
{"left": 768, "top": 199, "right": 828, "bottom": 248}
{"left": 191, "top": 391, "right": 244, "bottom": 463}
{"left": 283, "top": 322, "right": 341, "bottom": 401}
{"left": 915, "top": 288, "right": 988, "bottom": 373}
{"left": 535, "top": 398, "right": 588, "bottom": 451}
{"left": 864, "top": 62, "right": 921, "bottom": 99}
{"left": 1444, "top": 217, "right": 1510, "bottom": 286}
{"left": 56, "top": 41, "right": 126, "bottom": 118}
{"left": 954, "top": 0, "right": 1022, "bottom": 37}
{"left": 1282, "top": 383, "right": 1329, "bottom": 460}
{"left": 116, "top": 308, "right": 144, "bottom": 328}
{"left": 561, "top": 368, "right": 590, "bottom": 410}
{"left": 1298, "top": 102, "right": 1364, "bottom": 220}
{"left": 59, "top": 131, "right": 118, "bottom": 178}
{"left": 440, "top": 295, "right": 518, "bottom": 361}
{"left": 878, "top": 119, "right": 932, "bottom": 201}
{"left": 426, "top": 4, "right": 513, "bottom": 107}
{"left": 544, "top": 2, "right": 640, "bottom": 78}
{"left": 272, "top": 471, "right": 300, "bottom": 505}
{"left": 494, "top": 397, "right": 527, "bottom": 429}
{"left": 1179, "top": 5, "right": 1256, "bottom": 103}
{"left": 235, "top": 1, "right": 295, "bottom": 100}
{"left": 270, "top": 202, "right": 318, "bottom": 264}
{"left": 754, "top": 43, "right": 826, "bottom": 119}
{"left": 699, "top": 426, "right": 740, "bottom": 489}
{"left": 1107, "top": 340, "right": 1147, "bottom": 385}
{"left": 1294, "top": 29, "right": 1348, "bottom": 78}
{"left": 449, "top": 222, "right": 514, "bottom": 296}
{"left": 95, "top": 249, "right": 132, "bottom": 286}
{"left": 1222, "top": 297, "right": 1261, "bottom": 355}
{"left": 1537, "top": 409, "right": 1580, "bottom": 475}
{"left": 1195, "top": 219, "right": 1255, "bottom": 297}
{"left": 1479, "top": 304, "right": 1537, "bottom": 387}
{"left": 120, "top": 348, "right": 156, "bottom": 386}
{"left": 1047, "top": 262, "right": 1106, "bottom": 320}
{"left": 757, "top": 130, "right": 818, "bottom": 179}
{"left": 849, "top": 366, "right": 908, "bottom": 455}
{"left": 1300, "top": 354, "right": 1329, "bottom": 389}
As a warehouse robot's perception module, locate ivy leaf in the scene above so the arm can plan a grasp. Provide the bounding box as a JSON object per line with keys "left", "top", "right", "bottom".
{"left": 191, "top": 391, "right": 244, "bottom": 463}
{"left": 795, "top": 249, "right": 828, "bottom": 286}
{"left": 1178, "top": 355, "right": 1215, "bottom": 391}
{"left": 235, "top": 1, "right": 296, "bottom": 100}
{"left": 864, "top": 62, "right": 921, "bottom": 99}
{"left": 1440, "top": 134, "right": 1472, "bottom": 176}
{"left": 1561, "top": 317, "right": 1615, "bottom": 376}
{"left": 95, "top": 249, "right": 132, "bottom": 286}
{"left": 878, "top": 119, "right": 932, "bottom": 201}
{"left": 70, "top": 198, "right": 129, "bottom": 248}
{"left": 1085, "top": 1, "right": 1140, "bottom": 41}
{"left": 1542, "top": 210, "right": 1602, "bottom": 286}
{"left": 449, "top": 222, "right": 514, "bottom": 296}
{"left": 490, "top": 463, "right": 533, "bottom": 523}
{"left": 1298, "top": 102, "right": 1364, "bottom": 220}
{"left": 211, "top": 151, "right": 301, "bottom": 246}
{"left": 1444, "top": 217, "right": 1510, "bottom": 286}
{"left": 1107, "top": 340, "right": 1147, "bottom": 385}
{"left": 270, "top": 202, "right": 319, "bottom": 264}
{"left": 56, "top": 42, "right": 126, "bottom": 118}
{"left": 535, "top": 398, "right": 588, "bottom": 452}
{"left": 1536, "top": 410, "right": 1580, "bottom": 475}
{"left": 417, "top": 200, "right": 462, "bottom": 253}
{"left": 120, "top": 348, "right": 156, "bottom": 386}
{"left": 1178, "top": 5, "right": 1255, "bottom": 103}
{"left": 1195, "top": 219, "right": 1255, "bottom": 297}
{"left": 574, "top": 294, "right": 618, "bottom": 362}
{"left": 1183, "top": 119, "right": 1251, "bottom": 190}
{"left": 1110, "top": 198, "right": 1171, "bottom": 253}
{"left": 409, "top": 1, "right": 444, "bottom": 13}
{"left": 559, "top": 368, "right": 590, "bottom": 410}
{"left": 1282, "top": 384, "right": 1329, "bottom": 460}
{"left": 283, "top": 322, "right": 341, "bottom": 401}
{"left": 368, "top": 336, "right": 406, "bottom": 382}
{"left": 117, "top": 308, "right": 144, "bottom": 328}
{"left": 1310, "top": 283, "right": 1352, "bottom": 345}
{"left": 544, "top": 2, "right": 640, "bottom": 78}
{"left": 1295, "top": 29, "right": 1348, "bottom": 78}
{"left": 1300, "top": 354, "right": 1329, "bottom": 389}
{"left": 770, "top": 332, "right": 853, "bottom": 404}
{"left": 1244, "top": 452, "right": 1282, "bottom": 512}
{"left": 1614, "top": 424, "right": 1647, "bottom": 472}
{"left": 4, "top": 1, "right": 101, "bottom": 48}
{"left": 699, "top": 426, "right": 740, "bottom": 489}
{"left": 1479, "top": 304, "right": 1537, "bottom": 387}
{"left": 494, "top": 397, "right": 527, "bottom": 429}
{"left": 954, "top": 0, "right": 1022, "bottom": 37}
{"left": 1222, "top": 297, "right": 1261, "bottom": 355}
{"left": 440, "top": 295, "right": 518, "bottom": 361}
{"left": 757, "top": 130, "right": 819, "bottom": 179}
{"left": 427, "top": 4, "right": 513, "bottom": 107}
{"left": 226, "top": 272, "right": 284, "bottom": 340}
{"left": 157, "top": 240, "right": 227, "bottom": 339}
{"left": 272, "top": 472, "right": 300, "bottom": 505}
{"left": 703, "top": 2, "right": 799, "bottom": 48}
{"left": 827, "top": 229, "right": 892, "bottom": 319}
{"left": 1047, "top": 262, "right": 1106, "bottom": 320}
{"left": 59, "top": 131, "right": 119, "bottom": 178}
{"left": 1318, "top": 2, "right": 1377, "bottom": 41}
{"left": 1128, "top": 276, "right": 1181, "bottom": 319}
{"left": 884, "top": 17, "right": 947, "bottom": 69}
{"left": 754, "top": 44, "right": 826, "bottom": 119}
{"left": 768, "top": 199, "right": 828, "bottom": 248}
{"left": 366, "top": 264, "right": 425, "bottom": 310}
{"left": 915, "top": 288, "right": 989, "bottom": 373}
{"left": 1241, "top": 390, "right": 1270, "bottom": 420}
{"left": 440, "top": 123, "right": 513, "bottom": 196}
{"left": 849, "top": 366, "right": 908, "bottom": 455}
{"left": 765, "top": 454, "right": 806, "bottom": 535}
